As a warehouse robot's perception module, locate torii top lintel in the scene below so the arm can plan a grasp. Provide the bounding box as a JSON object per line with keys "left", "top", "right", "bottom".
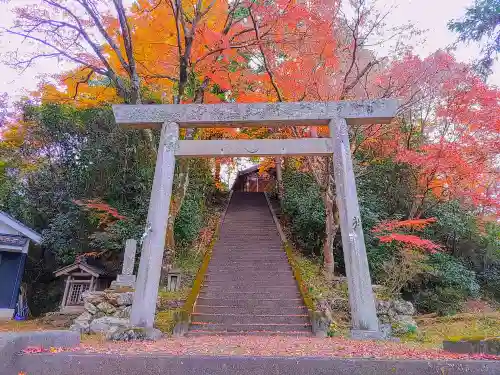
{"left": 112, "top": 99, "right": 400, "bottom": 129}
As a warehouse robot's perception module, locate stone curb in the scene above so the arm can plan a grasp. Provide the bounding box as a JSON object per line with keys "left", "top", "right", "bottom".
{"left": 13, "top": 353, "right": 500, "bottom": 375}
{"left": 0, "top": 330, "right": 80, "bottom": 373}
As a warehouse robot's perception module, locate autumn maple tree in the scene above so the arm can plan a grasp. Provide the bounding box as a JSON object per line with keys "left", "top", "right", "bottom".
{"left": 3, "top": 0, "right": 499, "bottom": 281}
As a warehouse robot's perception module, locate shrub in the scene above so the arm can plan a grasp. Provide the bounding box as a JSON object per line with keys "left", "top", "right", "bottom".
{"left": 479, "top": 262, "right": 500, "bottom": 300}
{"left": 174, "top": 159, "right": 217, "bottom": 248}
{"left": 411, "top": 253, "right": 480, "bottom": 315}
{"left": 281, "top": 169, "right": 325, "bottom": 256}
{"left": 414, "top": 287, "right": 466, "bottom": 316}
{"left": 427, "top": 253, "right": 480, "bottom": 298}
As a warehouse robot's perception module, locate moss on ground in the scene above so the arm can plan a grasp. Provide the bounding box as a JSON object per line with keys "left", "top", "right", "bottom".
{"left": 401, "top": 312, "right": 500, "bottom": 348}
{"left": 155, "top": 309, "right": 182, "bottom": 333}
{"left": 292, "top": 251, "right": 348, "bottom": 304}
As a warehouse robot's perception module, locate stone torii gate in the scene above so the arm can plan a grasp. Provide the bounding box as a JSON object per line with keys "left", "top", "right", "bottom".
{"left": 113, "top": 99, "right": 399, "bottom": 338}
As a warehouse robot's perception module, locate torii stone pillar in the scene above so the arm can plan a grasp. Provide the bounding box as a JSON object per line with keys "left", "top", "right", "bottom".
{"left": 330, "top": 118, "right": 379, "bottom": 337}
{"left": 130, "top": 122, "right": 178, "bottom": 327}
{"left": 113, "top": 99, "right": 398, "bottom": 337}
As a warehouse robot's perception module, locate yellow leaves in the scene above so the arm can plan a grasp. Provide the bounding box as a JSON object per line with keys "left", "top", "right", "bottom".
{"left": 0, "top": 122, "right": 25, "bottom": 149}
{"left": 258, "top": 158, "right": 276, "bottom": 175}
{"left": 35, "top": 69, "right": 121, "bottom": 108}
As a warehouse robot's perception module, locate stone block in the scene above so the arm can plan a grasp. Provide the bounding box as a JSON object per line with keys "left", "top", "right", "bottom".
{"left": 82, "top": 291, "right": 105, "bottom": 305}
{"left": 484, "top": 338, "right": 500, "bottom": 355}
{"left": 84, "top": 302, "right": 97, "bottom": 315}
{"left": 443, "top": 337, "right": 500, "bottom": 355}
{"left": 105, "top": 326, "right": 162, "bottom": 341}
{"left": 376, "top": 300, "right": 391, "bottom": 315}
{"left": 392, "top": 299, "right": 415, "bottom": 315}
{"left": 116, "top": 292, "right": 134, "bottom": 306}
{"left": 96, "top": 301, "right": 116, "bottom": 314}
{"left": 113, "top": 306, "right": 132, "bottom": 319}
{"left": 70, "top": 321, "right": 90, "bottom": 334}
{"left": 443, "top": 340, "right": 483, "bottom": 354}
{"left": 117, "top": 274, "right": 137, "bottom": 285}
{"left": 0, "top": 308, "right": 14, "bottom": 320}
{"left": 351, "top": 329, "right": 387, "bottom": 340}
{"left": 311, "top": 311, "right": 330, "bottom": 338}
{"left": 90, "top": 317, "right": 130, "bottom": 334}
{"left": 105, "top": 291, "right": 133, "bottom": 306}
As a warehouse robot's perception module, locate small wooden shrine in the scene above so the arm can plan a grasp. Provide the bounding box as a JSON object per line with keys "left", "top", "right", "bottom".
{"left": 54, "top": 259, "right": 113, "bottom": 313}
{"left": 232, "top": 165, "right": 276, "bottom": 192}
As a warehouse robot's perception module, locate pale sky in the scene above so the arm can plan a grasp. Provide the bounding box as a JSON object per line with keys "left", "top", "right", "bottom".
{"left": 0, "top": 0, "right": 498, "bottom": 103}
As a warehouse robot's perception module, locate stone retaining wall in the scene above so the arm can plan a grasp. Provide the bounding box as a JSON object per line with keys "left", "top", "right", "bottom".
{"left": 71, "top": 290, "right": 161, "bottom": 341}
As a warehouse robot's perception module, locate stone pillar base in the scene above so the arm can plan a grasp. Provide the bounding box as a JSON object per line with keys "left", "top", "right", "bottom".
{"left": 350, "top": 329, "right": 388, "bottom": 340}
{"left": 0, "top": 308, "right": 14, "bottom": 320}
{"left": 110, "top": 275, "right": 136, "bottom": 289}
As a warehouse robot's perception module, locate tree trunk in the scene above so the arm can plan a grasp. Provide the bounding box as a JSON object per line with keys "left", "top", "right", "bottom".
{"left": 322, "top": 176, "right": 337, "bottom": 278}
{"left": 214, "top": 159, "right": 221, "bottom": 183}
{"left": 275, "top": 157, "right": 283, "bottom": 199}
{"left": 162, "top": 158, "right": 190, "bottom": 279}
{"left": 161, "top": 80, "right": 209, "bottom": 282}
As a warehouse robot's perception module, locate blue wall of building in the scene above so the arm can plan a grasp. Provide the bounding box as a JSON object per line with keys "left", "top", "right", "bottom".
{"left": 0, "top": 251, "right": 26, "bottom": 309}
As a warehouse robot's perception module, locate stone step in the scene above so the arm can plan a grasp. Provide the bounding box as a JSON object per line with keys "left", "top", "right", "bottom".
{"left": 191, "top": 313, "right": 309, "bottom": 325}
{"left": 187, "top": 330, "right": 312, "bottom": 337}
{"left": 207, "top": 261, "right": 290, "bottom": 268}
{"left": 198, "top": 290, "right": 301, "bottom": 299}
{"left": 201, "top": 285, "right": 299, "bottom": 293}
{"left": 215, "top": 241, "right": 282, "bottom": 246}
{"left": 204, "top": 274, "right": 294, "bottom": 282}
{"left": 203, "top": 279, "right": 298, "bottom": 287}
{"left": 189, "top": 323, "right": 312, "bottom": 333}
{"left": 209, "top": 254, "right": 287, "bottom": 260}
{"left": 196, "top": 297, "right": 303, "bottom": 309}
{"left": 205, "top": 267, "right": 292, "bottom": 274}
{"left": 194, "top": 305, "right": 308, "bottom": 315}
{"left": 211, "top": 249, "right": 284, "bottom": 253}
{"left": 188, "top": 192, "right": 310, "bottom": 336}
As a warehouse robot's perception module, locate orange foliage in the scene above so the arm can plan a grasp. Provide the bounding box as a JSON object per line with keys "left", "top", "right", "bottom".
{"left": 373, "top": 217, "right": 441, "bottom": 253}
{"left": 377, "top": 233, "right": 441, "bottom": 254}
{"left": 73, "top": 199, "right": 126, "bottom": 229}
{"left": 372, "top": 218, "right": 437, "bottom": 233}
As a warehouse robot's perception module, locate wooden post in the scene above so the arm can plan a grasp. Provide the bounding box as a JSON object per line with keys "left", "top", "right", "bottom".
{"left": 60, "top": 275, "right": 71, "bottom": 311}
{"left": 329, "top": 118, "right": 380, "bottom": 338}
{"left": 275, "top": 157, "right": 283, "bottom": 199}
{"left": 89, "top": 276, "right": 94, "bottom": 292}
{"left": 130, "top": 122, "right": 179, "bottom": 328}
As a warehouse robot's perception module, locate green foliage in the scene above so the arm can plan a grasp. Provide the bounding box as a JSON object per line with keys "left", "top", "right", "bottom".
{"left": 412, "top": 254, "right": 480, "bottom": 315}
{"left": 414, "top": 287, "right": 467, "bottom": 316}
{"left": 367, "top": 243, "right": 397, "bottom": 283}
{"left": 281, "top": 168, "right": 325, "bottom": 256}
{"left": 0, "top": 103, "right": 220, "bottom": 315}
{"left": 479, "top": 262, "right": 500, "bottom": 299}
{"left": 427, "top": 253, "right": 480, "bottom": 297}
{"left": 448, "top": 0, "right": 500, "bottom": 76}
{"left": 174, "top": 159, "right": 217, "bottom": 248}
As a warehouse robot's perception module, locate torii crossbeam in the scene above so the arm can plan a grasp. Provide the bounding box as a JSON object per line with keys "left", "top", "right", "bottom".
{"left": 112, "top": 99, "right": 399, "bottom": 339}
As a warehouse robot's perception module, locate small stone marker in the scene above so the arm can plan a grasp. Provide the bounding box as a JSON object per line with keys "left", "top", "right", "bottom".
{"left": 166, "top": 269, "right": 181, "bottom": 291}
{"left": 443, "top": 337, "right": 500, "bottom": 355}
{"left": 111, "top": 239, "right": 137, "bottom": 288}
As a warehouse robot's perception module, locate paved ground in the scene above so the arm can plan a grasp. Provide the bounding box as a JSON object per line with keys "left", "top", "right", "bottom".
{"left": 63, "top": 336, "right": 499, "bottom": 360}
{"left": 12, "top": 353, "right": 500, "bottom": 375}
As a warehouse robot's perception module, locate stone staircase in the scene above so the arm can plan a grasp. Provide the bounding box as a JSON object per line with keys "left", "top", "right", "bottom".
{"left": 189, "top": 192, "right": 311, "bottom": 335}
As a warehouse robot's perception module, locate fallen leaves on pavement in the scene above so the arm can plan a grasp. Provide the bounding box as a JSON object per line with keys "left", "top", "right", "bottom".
{"left": 23, "top": 336, "right": 499, "bottom": 361}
